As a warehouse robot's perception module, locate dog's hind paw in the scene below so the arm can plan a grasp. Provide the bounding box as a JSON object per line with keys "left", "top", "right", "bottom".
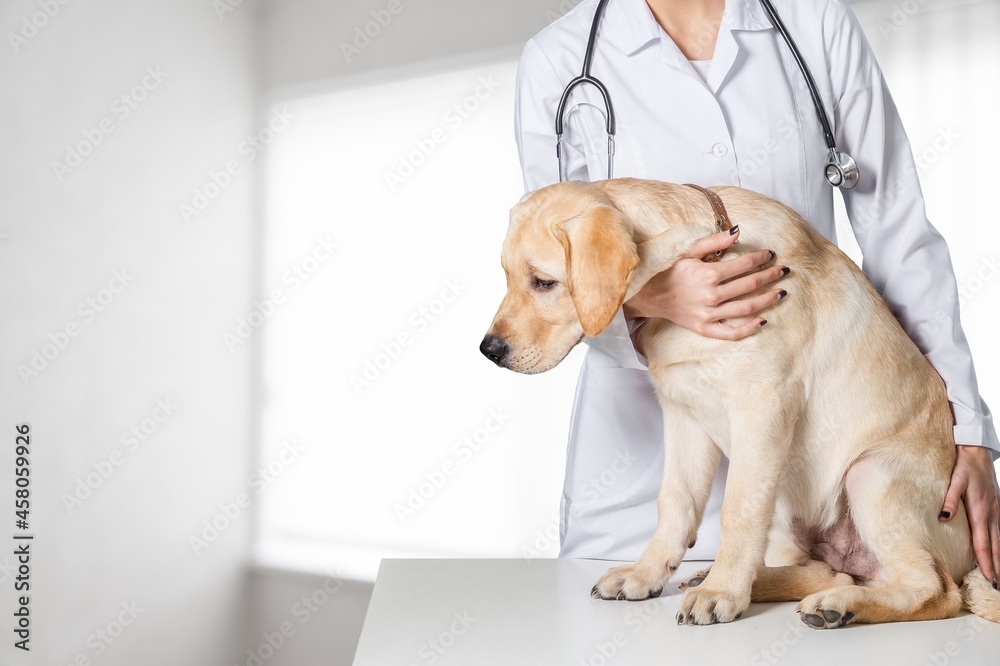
{"left": 678, "top": 567, "right": 712, "bottom": 591}
{"left": 796, "top": 590, "right": 858, "bottom": 629}
{"left": 591, "top": 564, "right": 666, "bottom": 601}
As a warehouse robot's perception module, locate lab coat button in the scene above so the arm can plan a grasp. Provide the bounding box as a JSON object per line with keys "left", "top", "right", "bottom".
{"left": 712, "top": 143, "right": 728, "bottom": 158}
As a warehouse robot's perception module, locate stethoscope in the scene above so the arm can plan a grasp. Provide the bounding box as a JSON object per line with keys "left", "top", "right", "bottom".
{"left": 555, "top": 0, "right": 860, "bottom": 189}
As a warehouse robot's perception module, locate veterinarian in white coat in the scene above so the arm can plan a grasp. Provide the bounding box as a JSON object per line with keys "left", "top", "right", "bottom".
{"left": 514, "top": 0, "right": 1000, "bottom": 580}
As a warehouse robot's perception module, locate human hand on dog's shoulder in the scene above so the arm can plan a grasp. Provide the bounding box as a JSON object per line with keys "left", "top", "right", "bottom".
{"left": 622, "top": 227, "right": 790, "bottom": 341}
{"left": 940, "top": 444, "right": 1000, "bottom": 588}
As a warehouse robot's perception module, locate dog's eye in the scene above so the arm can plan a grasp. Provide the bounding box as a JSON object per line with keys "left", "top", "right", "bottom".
{"left": 534, "top": 277, "right": 556, "bottom": 290}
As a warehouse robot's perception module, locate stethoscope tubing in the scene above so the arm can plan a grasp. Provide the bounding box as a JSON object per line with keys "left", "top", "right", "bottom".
{"left": 556, "top": 0, "right": 615, "bottom": 179}
{"left": 757, "top": 0, "right": 835, "bottom": 151}
{"left": 555, "top": 0, "right": 858, "bottom": 188}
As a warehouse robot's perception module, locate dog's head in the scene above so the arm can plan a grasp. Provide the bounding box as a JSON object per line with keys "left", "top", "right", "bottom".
{"left": 480, "top": 182, "right": 639, "bottom": 374}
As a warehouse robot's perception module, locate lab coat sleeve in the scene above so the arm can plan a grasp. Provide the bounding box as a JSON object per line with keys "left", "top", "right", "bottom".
{"left": 824, "top": 0, "right": 1000, "bottom": 458}
{"left": 514, "top": 38, "right": 648, "bottom": 370}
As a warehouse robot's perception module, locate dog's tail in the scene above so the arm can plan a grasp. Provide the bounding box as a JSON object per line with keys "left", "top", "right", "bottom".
{"left": 962, "top": 567, "right": 1000, "bottom": 623}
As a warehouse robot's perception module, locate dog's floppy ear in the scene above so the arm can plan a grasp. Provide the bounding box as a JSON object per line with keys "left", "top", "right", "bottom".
{"left": 556, "top": 205, "right": 639, "bottom": 338}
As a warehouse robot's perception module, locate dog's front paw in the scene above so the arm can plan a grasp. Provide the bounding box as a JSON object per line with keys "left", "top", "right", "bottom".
{"left": 677, "top": 582, "right": 749, "bottom": 625}
{"left": 591, "top": 564, "right": 667, "bottom": 601}
{"left": 796, "top": 589, "right": 858, "bottom": 629}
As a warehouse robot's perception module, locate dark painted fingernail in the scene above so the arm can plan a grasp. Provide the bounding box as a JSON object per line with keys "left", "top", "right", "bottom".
{"left": 939, "top": 510, "right": 951, "bottom": 519}
{"left": 781, "top": 267, "right": 791, "bottom": 276}
{"left": 778, "top": 289, "right": 787, "bottom": 299}
{"left": 759, "top": 319, "right": 767, "bottom": 327}
{"left": 768, "top": 249, "right": 776, "bottom": 260}
{"left": 729, "top": 225, "right": 739, "bottom": 235}
{"left": 993, "top": 579, "right": 998, "bottom": 591}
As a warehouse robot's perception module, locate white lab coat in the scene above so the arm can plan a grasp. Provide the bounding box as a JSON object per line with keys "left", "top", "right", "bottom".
{"left": 514, "top": 0, "right": 1000, "bottom": 562}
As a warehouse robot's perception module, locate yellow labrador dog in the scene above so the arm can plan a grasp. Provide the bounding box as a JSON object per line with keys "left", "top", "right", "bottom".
{"left": 481, "top": 178, "right": 1000, "bottom": 628}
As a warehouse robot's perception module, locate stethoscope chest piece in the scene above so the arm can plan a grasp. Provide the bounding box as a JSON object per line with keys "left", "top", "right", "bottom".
{"left": 825, "top": 150, "right": 860, "bottom": 189}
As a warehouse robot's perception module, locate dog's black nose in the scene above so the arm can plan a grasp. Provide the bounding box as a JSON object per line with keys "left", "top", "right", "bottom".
{"left": 480, "top": 335, "right": 509, "bottom": 366}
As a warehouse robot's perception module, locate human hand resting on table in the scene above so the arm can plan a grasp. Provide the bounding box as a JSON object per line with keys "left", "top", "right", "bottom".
{"left": 622, "top": 227, "right": 789, "bottom": 340}
{"left": 940, "top": 444, "right": 1000, "bottom": 589}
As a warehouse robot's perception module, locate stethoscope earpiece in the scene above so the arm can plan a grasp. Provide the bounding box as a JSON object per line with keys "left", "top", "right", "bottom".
{"left": 556, "top": 0, "right": 862, "bottom": 189}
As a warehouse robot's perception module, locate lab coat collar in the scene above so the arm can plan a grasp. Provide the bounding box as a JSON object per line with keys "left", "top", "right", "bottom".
{"left": 608, "top": 0, "right": 772, "bottom": 57}
{"left": 724, "top": 0, "right": 773, "bottom": 32}
{"left": 606, "top": 0, "right": 660, "bottom": 56}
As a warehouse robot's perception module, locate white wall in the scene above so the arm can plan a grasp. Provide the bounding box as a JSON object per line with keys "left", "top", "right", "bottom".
{"left": 0, "top": 0, "right": 257, "bottom": 664}
{"left": 258, "top": 0, "right": 578, "bottom": 93}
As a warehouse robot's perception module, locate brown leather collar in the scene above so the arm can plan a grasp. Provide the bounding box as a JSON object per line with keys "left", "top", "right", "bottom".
{"left": 683, "top": 183, "right": 733, "bottom": 262}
